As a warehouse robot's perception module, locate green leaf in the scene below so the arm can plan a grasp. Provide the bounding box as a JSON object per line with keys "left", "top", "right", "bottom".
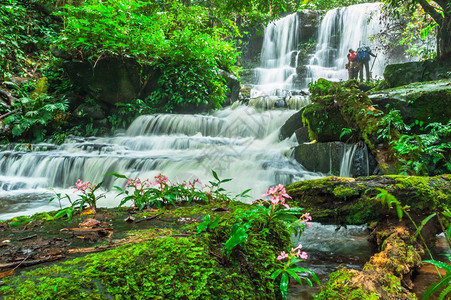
{"left": 271, "top": 269, "right": 283, "bottom": 280}
{"left": 414, "top": 213, "right": 436, "bottom": 240}
{"left": 212, "top": 170, "right": 220, "bottom": 181}
{"left": 396, "top": 204, "right": 403, "bottom": 220}
{"left": 224, "top": 223, "right": 250, "bottom": 254}
{"left": 423, "top": 260, "right": 451, "bottom": 272}
{"left": 286, "top": 269, "right": 303, "bottom": 285}
{"left": 106, "top": 172, "right": 128, "bottom": 179}
{"left": 280, "top": 272, "right": 289, "bottom": 300}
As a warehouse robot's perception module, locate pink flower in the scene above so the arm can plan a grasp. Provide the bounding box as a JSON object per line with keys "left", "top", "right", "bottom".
{"left": 261, "top": 184, "right": 292, "bottom": 208}
{"left": 298, "top": 251, "right": 308, "bottom": 260}
{"left": 125, "top": 178, "right": 134, "bottom": 188}
{"left": 277, "top": 251, "right": 289, "bottom": 260}
{"left": 302, "top": 213, "right": 312, "bottom": 227}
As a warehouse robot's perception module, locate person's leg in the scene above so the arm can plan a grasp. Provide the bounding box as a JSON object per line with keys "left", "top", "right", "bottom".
{"left": 359, "top": 63, "right": 364, "bottom": 82}
{"left": 365, "top": 60, "right": 370, "bottom": 81}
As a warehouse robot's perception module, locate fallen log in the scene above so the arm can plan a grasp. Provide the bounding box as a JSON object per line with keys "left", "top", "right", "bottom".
{"left": 0, "top": 255, "right": 64, "bottom": 269}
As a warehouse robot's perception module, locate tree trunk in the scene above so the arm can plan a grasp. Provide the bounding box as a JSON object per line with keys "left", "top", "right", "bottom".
{"left": 437, "top": 16, "right": 451, "bottom": 61}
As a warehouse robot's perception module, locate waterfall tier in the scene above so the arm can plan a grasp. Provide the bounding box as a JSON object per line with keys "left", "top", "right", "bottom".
{"left": 0, "top": 106, "right": 321, "bottom": 220}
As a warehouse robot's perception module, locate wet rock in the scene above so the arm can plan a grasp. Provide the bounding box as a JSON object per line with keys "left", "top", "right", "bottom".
{"left": 295, "top": 127, "right": 310, "bottom": 144}
{"left": 218, "top": 69, "right": 240, "bottom": 105}
{"left": 369, "top": 79, "right": 451, "bottom": 127}
{"left": 62, "top": 57, "right": 154, "bottom": 106}
{"left": 381, "top": 60, "right": 451, "bottom": 88}
{"left": 286, "top": 175, "right": 450, "bottom": 225}
{"left": 293, "top": 141, "right": 378, "bottom": 177}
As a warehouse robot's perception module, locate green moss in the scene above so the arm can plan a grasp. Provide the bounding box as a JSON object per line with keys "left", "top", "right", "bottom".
{"left": 286, "top": 175, "right": 450, "bottom": 225}
{"left": 1, "top": 235, "right": 276, "bottom": 299}
{"left": 1, "top": 201, "right": 289, "bottom": 299}
{"left": 315, "top": 268, "right": 380, "bottom": 300}
{"left": 302, "top": 103, "right": 349, "bottom": 142}
{"left": 379, "top": 273, "right": 403, "bottom": 296}
{"left": 332, "top": 185, "right": 359, "bottom": 198}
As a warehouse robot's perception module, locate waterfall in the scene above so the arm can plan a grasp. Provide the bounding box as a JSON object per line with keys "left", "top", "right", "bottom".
{"left": 252, "top": 13, "right": 301, "bottom": 96}
{"left": 339, "top": 143, "right": 372, "bottom": 178}
{"left": 306, "top": 3, "right": 408, "bottom": 83}
{"left": 339, "top": 144, "right": 358, "bottom": 177}
{"left": 0, "top": 106, "right": 322, "bottom": 220}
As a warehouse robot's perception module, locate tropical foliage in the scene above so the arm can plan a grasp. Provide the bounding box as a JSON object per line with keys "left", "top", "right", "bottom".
{"left": 382, "top": 0, "right": 450, "bottom": 60}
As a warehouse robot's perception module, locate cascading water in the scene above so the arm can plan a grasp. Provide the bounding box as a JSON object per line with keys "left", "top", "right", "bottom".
{"left": 306, "top": 2, "right": 409, "bottom": 83}
{"left": 252, "top": 13, "right": 303, "bottom": 97}
{"left": 0, "top": 106, "right": 320, "bottom": 220}
{"left": 339, "top": 143, "right": 359, "bottom": 177}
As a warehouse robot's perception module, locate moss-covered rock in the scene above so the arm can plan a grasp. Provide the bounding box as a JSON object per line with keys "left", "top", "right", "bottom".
{"left": 286, "top": 175, "right": 450, "bottom": 226}
{"left": 316, "top": 226, "right": 423, "bottom": 299}
{"left": 380, "top": 60, "right": 451, "bottom": 89}
{"left": 0, "top": 202, "right": 291, "bottom": 299}
{"left": 369, "top": 79, "right": 451, "bottom": 127}
{"left": 302, "top": 103, "right": 349, "bottom": 142}
{"left": 301, "top": 79, "right": 393, "bottom": 172}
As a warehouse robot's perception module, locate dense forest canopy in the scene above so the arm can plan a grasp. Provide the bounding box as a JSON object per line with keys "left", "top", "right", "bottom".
{"left": 0, "top": 0, "right": 448, "bottom": 143}
{"left": 382, "top": 0, "right": 450, "bottom": 60}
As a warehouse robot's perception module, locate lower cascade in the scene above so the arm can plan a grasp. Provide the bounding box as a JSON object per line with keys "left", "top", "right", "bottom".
{"left": 0, "top": 105, "right": 321, "bottom": 220}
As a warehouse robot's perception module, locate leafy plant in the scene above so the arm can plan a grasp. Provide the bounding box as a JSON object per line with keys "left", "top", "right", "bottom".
{"left": 71, "top": 179, "right": 105, "bottom": 210}
{"left": 54, "top": 0, "right": 239, "bottom": 111}
{"left": 422, "top": 254, "right": 451, "bottom": 300}
{"left": 224, "top": 221, "right": 252, "bottom": 255}
{"left": 197, "top": 214, "right": 221, "bottom": 234}
{"left": 271, "top": 245, "right": 320, "bottom": 299}
{"left": 249, "top": 184, "right": 309, "bottom": 232}
{"left": 376, "top": 109, "right": 409, "bottom": 141}
{"left": 111, "top": 170, "right": 249, "bottom": 210}
{"left": 3, "top": 94, "right": 69, "bottom": 142}
{"left": 48, "top": 180, "right": 105, "bottom": 219}
{"left": 340, "top": 127, "right": 353, "bottom": 141}
{"left": 393, "top": 121, "right": 451, "bottom": 175}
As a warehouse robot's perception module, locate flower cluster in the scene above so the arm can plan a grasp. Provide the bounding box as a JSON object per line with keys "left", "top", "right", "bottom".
{"left": 125, "top": 178, "right": 152, "bottom": 191}
{"left": 261, "top": 184, "right": 292, "bottom": 208}
{"left": 71, "top": 179, "right": 104, "bottom": 209}
{"left": 73, "top": 179, "right": 97, "bottom": 192}
{"left": 300, "top": 212, "right": 312, "bottom": 228}
{"left": 277, "top": 244, "right": 308, "bottom": 261}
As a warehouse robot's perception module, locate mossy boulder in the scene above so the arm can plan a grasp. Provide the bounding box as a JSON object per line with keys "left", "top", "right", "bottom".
{"left": 380, "top": 60, "right": 451, "bottom": 89}
{"left": 316, "top": 226, "right": 423, "bottom": 299}
{"left": 286, "top": 175, "right": 450, "bottom": 225}
{"left": 369, "top": 79, "right": 451, "bottom": 127}
{"left": 302, "top": 103, "right": 349, "bottom": 142}
{"left": 0, "top": 202, "right": 291, "bottom": 299}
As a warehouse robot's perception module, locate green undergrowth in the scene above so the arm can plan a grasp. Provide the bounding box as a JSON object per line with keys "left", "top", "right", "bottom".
{"left": 0, "top": 201, "right": 290, "bottom": 299}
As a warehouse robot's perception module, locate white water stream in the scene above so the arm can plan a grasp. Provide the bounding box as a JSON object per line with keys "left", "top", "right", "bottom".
{"left": 0, "top": 105, "right": 321, "bottom": 220}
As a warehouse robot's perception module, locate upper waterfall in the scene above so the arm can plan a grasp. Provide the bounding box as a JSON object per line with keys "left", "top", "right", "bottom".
{"left": 306, "top": 2, "right": 407, "bottom": 82}
{"left": 249, "top": 3, "right": 411, "bottom": 94}
{"left": 252, "top": 13, "right": 301, "bottom": 96}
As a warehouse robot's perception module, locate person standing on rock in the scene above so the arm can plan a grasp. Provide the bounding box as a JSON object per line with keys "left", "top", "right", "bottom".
{"left": 356, "top": 45, "right": 376, "bottom": 82}
{"left": 346, "top": 49, "right": 359, "bottom": 80}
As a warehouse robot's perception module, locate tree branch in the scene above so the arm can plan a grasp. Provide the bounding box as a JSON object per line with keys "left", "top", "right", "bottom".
{"left": 418, "top": 0, "right": 444, "bottom": 23}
